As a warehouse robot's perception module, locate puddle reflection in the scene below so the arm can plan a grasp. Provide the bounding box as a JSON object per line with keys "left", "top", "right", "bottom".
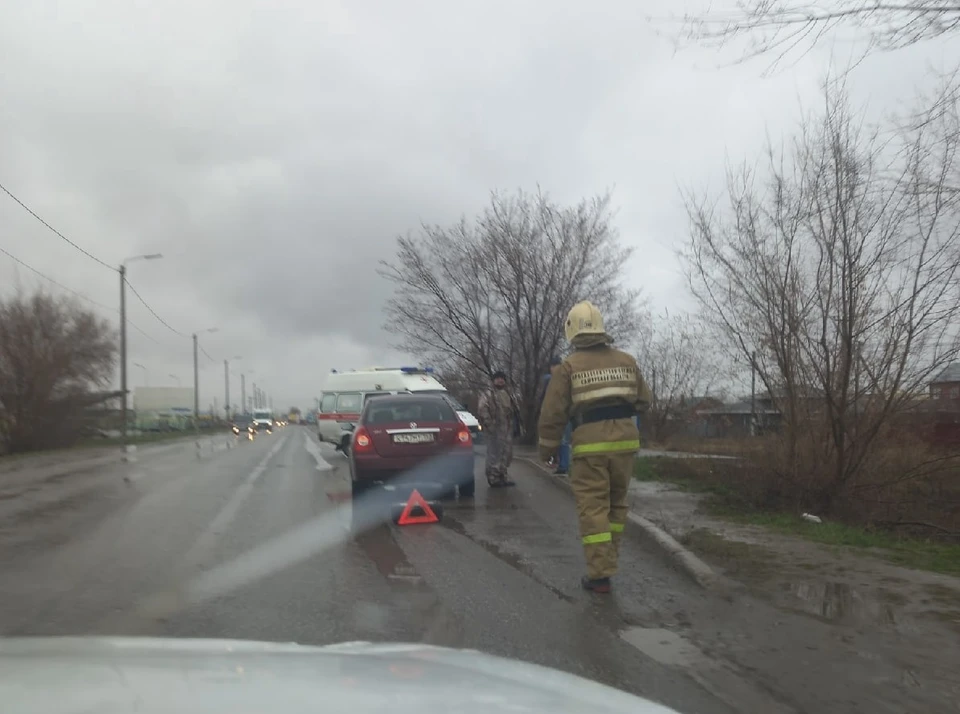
{"left": 782, "top": 581, "right": 897, "bottom": 626}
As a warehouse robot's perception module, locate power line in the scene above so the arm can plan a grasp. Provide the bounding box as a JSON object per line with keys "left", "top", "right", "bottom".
{"left": 200, "top": 345, "right": 216, "bottom": 362}
{"left": 0, "top": 181, "right": 114, "bottom": 271}
{"left": 126, "top": 317, "right": 161, "bottom": 344}
{"left": 1, "top": 184, "right": 211, "bottom": 352}
{"left": 124, "top": 278, "right": 187, "bottom": 338}
{"left": 0, "top": 244, "right": 160, "bottom": 344}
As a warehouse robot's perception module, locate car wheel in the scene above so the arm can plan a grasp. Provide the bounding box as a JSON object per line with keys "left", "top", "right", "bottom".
{"left": 459, "top": 475, "right": 476, "bottom": 499}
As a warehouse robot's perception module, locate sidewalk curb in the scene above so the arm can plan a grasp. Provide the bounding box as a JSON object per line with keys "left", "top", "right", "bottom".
{"left": 516, "top": 455, "right": 721, "bottom": 590}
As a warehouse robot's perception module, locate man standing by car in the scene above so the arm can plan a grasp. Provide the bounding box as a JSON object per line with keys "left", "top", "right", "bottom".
{"left": 478, "top": 370, "right": 516, "bottom": 488}
{"left": 538, "top": 301, "right": 651, "bottom": 593}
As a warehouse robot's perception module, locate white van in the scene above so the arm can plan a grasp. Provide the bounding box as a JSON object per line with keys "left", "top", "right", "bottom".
{"left": 316, "top": 367, "right": 481, "bottom": 451}
{"left": 252, "top": 408, "right": 274, "bottom": 433}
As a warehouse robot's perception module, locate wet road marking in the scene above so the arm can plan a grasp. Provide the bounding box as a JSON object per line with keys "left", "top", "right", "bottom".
{"left": 180, "top": 433, "right": 289, "bottom": 568}
{"left": 303, "top": 431, "right": 334, "bottom": 472}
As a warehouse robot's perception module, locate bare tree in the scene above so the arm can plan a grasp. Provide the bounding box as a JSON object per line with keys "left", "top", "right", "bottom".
{"left": 635, "top": 309, "right": 728, "bottom": 442}
{"left": 676, "top": 1, "right": 960, "bottom": 68}
{"left": 380, "top": 188, "right": 645, "bottom": 442}
{"left": 0, "top": 290, "right": 117, "bottom": 453}
{"left": 682, "top": 78, "right": 960, "bottom": 511}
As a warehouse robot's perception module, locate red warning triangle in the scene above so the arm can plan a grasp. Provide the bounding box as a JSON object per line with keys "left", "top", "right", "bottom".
{"left": 397, "top": 489, "right": 439, "bottom": 525}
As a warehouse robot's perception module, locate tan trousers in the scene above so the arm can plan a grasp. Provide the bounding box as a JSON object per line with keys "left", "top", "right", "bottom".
{"left": 569, "top": 452, "right": 634, "bottom": 579}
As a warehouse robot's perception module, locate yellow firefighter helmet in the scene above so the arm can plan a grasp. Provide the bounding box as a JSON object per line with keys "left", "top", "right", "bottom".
{"left": 564, "top": 301, "right": 608, "bottom": 343}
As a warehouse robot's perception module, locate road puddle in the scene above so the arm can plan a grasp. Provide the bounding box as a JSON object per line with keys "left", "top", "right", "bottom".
{"left": 779, "top": 580, "right": 898, "bottom": 626}
{"left": 619, "top": 626, "right": 699, "bottom": 666}
{"left": 355, "top": 524, "right": 424, "bottom": 585}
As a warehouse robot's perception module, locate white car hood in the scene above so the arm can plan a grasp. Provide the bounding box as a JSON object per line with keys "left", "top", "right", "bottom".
{"left": 0, "top": 637, "right": 680, "bottom": 714}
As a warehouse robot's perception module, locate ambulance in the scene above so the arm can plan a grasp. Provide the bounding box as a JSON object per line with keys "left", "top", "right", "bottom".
{"left": 316, "top": 367, "right": 481, "bottom": 452}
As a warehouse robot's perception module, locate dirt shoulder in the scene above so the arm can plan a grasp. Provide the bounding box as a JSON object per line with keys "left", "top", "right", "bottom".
{"left": 629, "top": 475, "right": 960, "bottom": 638}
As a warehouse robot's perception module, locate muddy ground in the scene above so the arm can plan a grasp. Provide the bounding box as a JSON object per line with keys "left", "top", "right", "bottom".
{"left": 629, "top": 478, "right": 960, "bottom": 712}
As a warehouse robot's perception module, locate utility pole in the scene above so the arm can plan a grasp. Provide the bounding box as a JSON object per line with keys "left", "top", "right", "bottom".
{"left": 119, "top": 264, "right": 127, "bottom": 447}
{"left": 241, "top": 373, "right": 246, "bottom": 417}
{"left": 118, "top": 253, "right": 163, "bottom": 452}
{"left": 750, "top": 350, "right": 757, "bottom": 437}
{"left": 193, "top": 333, "right": 199, "bottom": 433}
{"left": 191, "top": 327, "right": 218, "bottom": 432}
{"left": 224, "top": 360, "right": 230, "bottom": 421}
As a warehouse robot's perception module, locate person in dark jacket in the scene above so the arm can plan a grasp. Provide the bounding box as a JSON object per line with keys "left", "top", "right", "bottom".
{"left": 478, "top": 370, "right": 516, "bottom": 487}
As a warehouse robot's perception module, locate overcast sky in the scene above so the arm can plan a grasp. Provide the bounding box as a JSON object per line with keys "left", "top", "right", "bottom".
{"left": 1, "top": 0, "right": 957, "bottom": 412}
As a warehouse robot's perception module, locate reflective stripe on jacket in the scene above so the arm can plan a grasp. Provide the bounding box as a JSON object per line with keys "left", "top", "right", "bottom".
{"left": 537, "top": 344, "right": 651, "bottom": 460}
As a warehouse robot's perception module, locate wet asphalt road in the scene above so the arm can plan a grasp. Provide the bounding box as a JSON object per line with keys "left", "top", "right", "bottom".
{"left": 0, "top": 429, "right": 740, "bottom": 713}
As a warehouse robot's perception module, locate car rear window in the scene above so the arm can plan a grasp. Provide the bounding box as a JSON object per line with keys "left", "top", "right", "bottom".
{"left": 363, "top": 399, "right": 455, "bottom": 425}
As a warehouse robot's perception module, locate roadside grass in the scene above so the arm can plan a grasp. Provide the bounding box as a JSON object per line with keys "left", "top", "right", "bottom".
{"left": 634, "top": 456, "right": 960, "bottom": 577}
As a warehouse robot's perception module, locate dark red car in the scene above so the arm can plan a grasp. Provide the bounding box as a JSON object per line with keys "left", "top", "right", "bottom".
{"left": 348, "top": 394, "right": 475, "bottom": 501}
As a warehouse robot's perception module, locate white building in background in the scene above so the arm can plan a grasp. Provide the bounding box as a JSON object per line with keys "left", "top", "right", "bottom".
{"left": 133, "top": 387, "right": 195, "bottom": 430}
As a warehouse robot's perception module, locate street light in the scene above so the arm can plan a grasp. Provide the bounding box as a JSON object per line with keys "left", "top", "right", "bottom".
{"left": 244, "top": 370, "right": 256, "bottom": 413}
{"left": 192, "top": 327, "right": 218, "bottom": 431}
{"left": 119, "top": 253, "right": 163, "bottom": 449}
{"left": 225, "top": 355, "right": 241, "bottom": 421}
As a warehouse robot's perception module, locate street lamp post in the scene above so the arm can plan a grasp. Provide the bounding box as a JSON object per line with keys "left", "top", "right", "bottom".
{"left": 224, "top": 360, "right": 229, "bottom": 421}
{"left": 225, "top": 356, "right": 241, "bottom": 421}
{"left": 119, "top": 253, "right": 163, "bottom": 451}
{"left": 192, "top": 327, "right": 218, "bottom": 432}
{"left": 242, "top": 370, "right": 255, "bottom": 415}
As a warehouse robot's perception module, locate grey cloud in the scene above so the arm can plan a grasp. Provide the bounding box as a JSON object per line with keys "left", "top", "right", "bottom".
{"left": 1, "top": 0, "right": 953, "bottom": 407}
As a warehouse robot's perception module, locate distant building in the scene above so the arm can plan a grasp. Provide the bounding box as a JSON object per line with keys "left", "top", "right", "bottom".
{"left": 133, "top": 387, "right": 195, "bottom": 430}
{"left": 930, "top": 362, "right": 960, "bottom": 401}
{"left": 698, "top": 393, "right": 782, "bottom": 438}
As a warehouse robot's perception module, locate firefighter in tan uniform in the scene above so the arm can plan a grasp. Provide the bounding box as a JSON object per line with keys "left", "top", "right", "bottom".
{"left": 538, "top": 301, "right": 651, "bottom": 593}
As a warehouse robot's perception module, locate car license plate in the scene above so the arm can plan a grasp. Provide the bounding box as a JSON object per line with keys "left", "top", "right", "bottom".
{"left": 393, "top": 433, "right": 435, "bottom": 444}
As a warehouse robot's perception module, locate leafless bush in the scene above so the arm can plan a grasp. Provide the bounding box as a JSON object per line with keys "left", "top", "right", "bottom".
{"left": 682, "top": 77, "right": 960, "bottom": 515}
{"left": 380, "top": 188, "right": 645, "bottom": 440}
{"left": 635, "top": 309, "right": 731, "bottom": 442}
{"left": 0, "top": 290, "right": 116, "bottom": 454}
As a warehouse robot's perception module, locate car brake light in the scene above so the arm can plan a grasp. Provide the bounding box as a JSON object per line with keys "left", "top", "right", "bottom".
{"left": 456, "top": 426, "right": 472, "bottom": 446}
{"left": 354, "top": 426, "right": 374, "bottom": 452}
